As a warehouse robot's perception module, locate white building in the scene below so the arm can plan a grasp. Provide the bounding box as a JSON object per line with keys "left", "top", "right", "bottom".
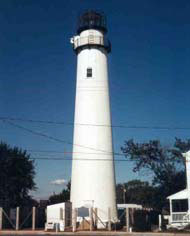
{"left": 45, "top": 202, "right": 72, "bottom": 231}
{"left": 70, "top": 11, "right": 117, "bottom": 227}
{"left": 117, "top": 204, "right": 142, "bottom": 210}
{"left": 166, "top": 150, "right": 190, "bottom": 229}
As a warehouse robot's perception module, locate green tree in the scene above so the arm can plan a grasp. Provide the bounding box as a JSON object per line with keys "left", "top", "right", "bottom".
{"left": 116, "top": 180, "right": 156, "bottom": 208}
{"left": 0, "top": 142, "right": 36, "bottom": 208}
{"left": 49, "top": 181, "right": 70, "bottom": 204}
{"left": 121, "top": 138, "right": 190, "bottom": 211}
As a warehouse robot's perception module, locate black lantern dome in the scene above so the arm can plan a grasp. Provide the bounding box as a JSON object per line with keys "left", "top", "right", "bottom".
{"left": 77, "top": 10, "right": 107, "bottom": 34}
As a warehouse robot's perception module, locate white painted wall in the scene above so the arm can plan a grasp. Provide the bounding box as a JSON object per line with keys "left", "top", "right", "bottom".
{"left": 183, "top": 151, "right": 190, "bottom": 191}
{"left": 70, "top": 29, "right": 117, "bottom": 225}
{"left": 46, "top": 202, "right": 72, "bottom": 231}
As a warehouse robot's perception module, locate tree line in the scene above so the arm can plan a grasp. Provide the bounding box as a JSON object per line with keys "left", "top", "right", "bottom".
{"left": 0, "top": 138, "right": 190, "bottom": 211}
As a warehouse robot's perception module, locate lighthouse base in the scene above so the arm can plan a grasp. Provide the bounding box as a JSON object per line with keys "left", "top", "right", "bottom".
{"left": 72, "top": 206, "right": 118, "bottom": 230}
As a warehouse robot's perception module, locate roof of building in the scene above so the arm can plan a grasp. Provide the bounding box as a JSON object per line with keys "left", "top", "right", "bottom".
{"left": 117, "top": 203, "right": 142, "bottom": 209}
{"left": 77, "top": 10, "right": 107, "bottom": 34}
{"left": 167, "top": 189, "right": 190, "bottom": 200}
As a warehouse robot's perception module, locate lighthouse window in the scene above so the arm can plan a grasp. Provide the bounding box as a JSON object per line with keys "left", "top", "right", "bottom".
{"left": 87, "top": 68, "right": 92, "bottom": 78}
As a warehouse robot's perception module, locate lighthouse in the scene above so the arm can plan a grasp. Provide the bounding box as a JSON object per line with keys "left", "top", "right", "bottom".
{"left": 70, "top": 11, "right": 117, "bottom": 226}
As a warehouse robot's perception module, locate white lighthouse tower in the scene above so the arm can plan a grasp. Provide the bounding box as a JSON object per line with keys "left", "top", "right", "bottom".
{"left": 70, "top": 11, "right": 117, "bottom": 226}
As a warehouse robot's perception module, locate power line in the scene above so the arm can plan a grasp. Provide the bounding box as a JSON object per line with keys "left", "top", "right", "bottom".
{"left": 1, "top": 118, "right": 188, "bottom": 161}
{"left": 1, "top": 119, "right": 184, "bottom": 163}
{"left": 28, "top": 150, "right": 124, "bottom": 156}
{"left": 0, "top": 116, "right": 189, "bottom": 130}
{"left": 28, "top": 156, "right": 189, "bottom": 163}
{"left": 29, "top": 157, "right": 132, "bottom": 161}
{"left": 1, "top": 119, "right": 120, "bottom": 155}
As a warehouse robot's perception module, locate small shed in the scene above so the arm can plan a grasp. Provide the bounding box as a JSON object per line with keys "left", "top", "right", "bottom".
{"left": 45, "top": 202, "right": 72, "bottom": 231}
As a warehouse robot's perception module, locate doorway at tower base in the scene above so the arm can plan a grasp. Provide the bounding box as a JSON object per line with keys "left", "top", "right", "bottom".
{"left": 73, "top": 206, "right": 118, "bottom": 230}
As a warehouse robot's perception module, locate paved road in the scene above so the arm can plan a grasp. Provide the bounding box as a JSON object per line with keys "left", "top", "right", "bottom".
{"left": 0, "top": 230, "right": 190, "bottom": 236}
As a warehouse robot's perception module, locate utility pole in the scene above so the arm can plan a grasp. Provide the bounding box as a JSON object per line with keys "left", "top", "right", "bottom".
{"left": 123, "top": 184, "right": 126, "bottom": 203}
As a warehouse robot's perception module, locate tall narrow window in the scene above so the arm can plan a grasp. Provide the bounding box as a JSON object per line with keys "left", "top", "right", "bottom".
{"left": 87, "top": 68, "right": 92, "bottom": 78}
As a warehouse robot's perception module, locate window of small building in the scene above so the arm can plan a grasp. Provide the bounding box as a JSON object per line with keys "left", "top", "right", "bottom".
{"left": 172, "top": 199, "right": 188, "bottom": 212}
{"left": 87, "top": 68, "right": 92, "bottom": 78}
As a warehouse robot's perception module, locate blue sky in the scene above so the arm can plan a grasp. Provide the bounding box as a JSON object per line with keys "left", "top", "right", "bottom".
{"left": 0, "top": 0, "right": 190, "bottom": 199}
